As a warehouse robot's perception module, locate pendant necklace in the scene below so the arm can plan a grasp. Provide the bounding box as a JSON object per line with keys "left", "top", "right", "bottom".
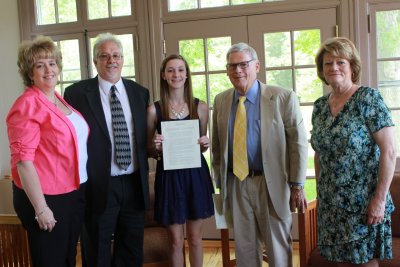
{"left": 170, "top": 103, "right": 185, "bottom": 119}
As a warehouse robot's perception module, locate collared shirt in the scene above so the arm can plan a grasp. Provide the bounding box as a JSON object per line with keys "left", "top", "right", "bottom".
{"left": 98, "top": 76, "right": 137, "bottom": 176}
{"left": 228, "top": 80, "right": 263, "bottom": 171}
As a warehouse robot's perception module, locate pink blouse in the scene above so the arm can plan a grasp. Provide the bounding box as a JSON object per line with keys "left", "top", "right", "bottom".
{"left": 6, "top": 86, "right": 89, "bottom": 195}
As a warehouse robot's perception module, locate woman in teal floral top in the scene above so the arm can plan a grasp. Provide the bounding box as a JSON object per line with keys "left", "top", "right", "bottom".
{"left": 310, "top": 37, "right": 396, "bottom": 267}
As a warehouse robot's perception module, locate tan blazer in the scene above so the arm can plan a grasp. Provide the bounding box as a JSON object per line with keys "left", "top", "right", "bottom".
{"left": 212, "top": 81, "right": 308, "bottom": 221}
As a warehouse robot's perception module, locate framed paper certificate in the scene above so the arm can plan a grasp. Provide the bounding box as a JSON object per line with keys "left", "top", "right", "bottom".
{"left": 161, "top": 119, "right": 201, "bottom": 170}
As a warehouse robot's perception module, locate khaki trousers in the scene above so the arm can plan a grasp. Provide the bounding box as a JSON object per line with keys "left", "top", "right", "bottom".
{"left": 227, "top": 172, "right": 293, "bottom": 267}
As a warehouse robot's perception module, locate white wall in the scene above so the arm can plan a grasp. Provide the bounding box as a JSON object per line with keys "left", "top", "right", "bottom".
{"left": 0, "top": 0, "right": 21, "bottom": 213}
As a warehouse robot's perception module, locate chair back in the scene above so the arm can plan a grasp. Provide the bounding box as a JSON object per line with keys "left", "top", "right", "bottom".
{"left": 390, "top": 173, "right": 400, "bottom": 237}
{"left": 0, "top": 214, "right": 32, "bottom": 267}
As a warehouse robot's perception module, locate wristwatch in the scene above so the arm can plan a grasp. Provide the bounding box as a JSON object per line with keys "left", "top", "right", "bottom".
{"left": 290, "top": 184, "right": 304, "bottom": 190}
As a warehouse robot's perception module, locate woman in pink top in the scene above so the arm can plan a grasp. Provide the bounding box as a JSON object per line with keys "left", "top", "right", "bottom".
{"left": 6, "top": 35, "right": 89, "bottom": 267}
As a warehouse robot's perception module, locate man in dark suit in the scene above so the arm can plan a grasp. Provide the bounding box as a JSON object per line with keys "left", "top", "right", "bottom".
{"left": 64, "top": 32, "right": 149, "bottom": 267}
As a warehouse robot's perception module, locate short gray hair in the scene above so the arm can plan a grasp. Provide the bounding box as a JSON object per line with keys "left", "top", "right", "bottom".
{"left": 92, "top": 32, "right": 123, "bottom": 59}
{"left": 226, "top": 42, "right": 258, "bottom": 62}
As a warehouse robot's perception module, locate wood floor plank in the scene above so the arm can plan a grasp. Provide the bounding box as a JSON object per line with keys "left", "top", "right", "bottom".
{"left": 76, "top": 240, "right": 300, "bottom": 267}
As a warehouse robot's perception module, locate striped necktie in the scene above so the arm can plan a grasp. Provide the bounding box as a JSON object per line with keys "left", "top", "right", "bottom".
{"left": 233, "top": 96, "right": 249, "bottom": 181}
{"left": 110, "top": 85, "right": 131, "bottom": 170}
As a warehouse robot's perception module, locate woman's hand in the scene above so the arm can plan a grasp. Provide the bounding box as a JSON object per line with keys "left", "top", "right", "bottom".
{"left": 198, "top": 135, "right": 210, "bottom": 152}
{"left": 35, "top": 206, "right": 57, "bottom": 232}
{"left": 153, "top": 134, "right": 164, "bottom": 154}
{"left": 367, "top": 196, "right": 386, "bottom": 225}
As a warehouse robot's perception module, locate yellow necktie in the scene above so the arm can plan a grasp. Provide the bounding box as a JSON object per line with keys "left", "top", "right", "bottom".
{"left": 233, "top": 96, "right": 249, "bottom": 181}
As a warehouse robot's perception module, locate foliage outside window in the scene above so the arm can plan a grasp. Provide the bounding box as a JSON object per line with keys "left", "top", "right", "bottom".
{"left": 376, "top": 9, "right": 400, "bottom": 157}
{"left": 35, "top": 0, "right": 77, "bottom": 24}
{"left": 87, "top": 0, "right": 132, "bottom": 19}
{"left": 264, "top": 29, "right": 322, "bottom": 180}
{"left": 168, "top": 0, "right": 283, "bottom": 11}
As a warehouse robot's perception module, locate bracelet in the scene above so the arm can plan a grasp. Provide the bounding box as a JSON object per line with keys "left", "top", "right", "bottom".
{"left": 34, "top": 206, "right": 48, "bottom": 221}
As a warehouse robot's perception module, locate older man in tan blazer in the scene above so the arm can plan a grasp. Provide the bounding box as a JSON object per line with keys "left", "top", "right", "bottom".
{"left": 212, "top": 42, "right": 308, "bottom": 267}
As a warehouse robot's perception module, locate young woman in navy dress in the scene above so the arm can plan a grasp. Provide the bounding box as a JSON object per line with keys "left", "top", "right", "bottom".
{"left": 147, "top": 54, "right": 214, "bottom": 267}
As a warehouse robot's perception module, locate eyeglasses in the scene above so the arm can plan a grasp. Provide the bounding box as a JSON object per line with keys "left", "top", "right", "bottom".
{"left": 226, "top": 59, "right": 255, "bottom": 71}
{"left": 98, "top": 53, "right": 123, "bottom": 61}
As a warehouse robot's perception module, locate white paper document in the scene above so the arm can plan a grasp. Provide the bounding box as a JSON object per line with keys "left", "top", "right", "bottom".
{"left": 161, "top": 119, "right": 201, "bottom": 170}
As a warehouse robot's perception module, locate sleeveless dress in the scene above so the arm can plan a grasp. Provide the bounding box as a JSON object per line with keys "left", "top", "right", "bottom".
{"left": 154, "top": 100, "right": 215, "bottom": 225}
{"left": 310, "top": 86, "right": 394, "bottom": 264}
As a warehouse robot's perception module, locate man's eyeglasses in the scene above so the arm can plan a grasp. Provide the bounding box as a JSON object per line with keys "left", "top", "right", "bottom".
{"left": 98, "top": 53, "right": 123, "bottom": 61}
{"left": 226, "top": 59, "right": 255, "bottom": 71}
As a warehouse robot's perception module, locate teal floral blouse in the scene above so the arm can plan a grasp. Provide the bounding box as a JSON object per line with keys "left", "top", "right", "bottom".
{"left": 310, "top": 86, "right": 394, "bottom": 262}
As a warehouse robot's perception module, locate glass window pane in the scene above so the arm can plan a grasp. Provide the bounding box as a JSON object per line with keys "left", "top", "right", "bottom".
{"left": 179, "top": 39, "right": 205, "bottom": 72}
{"left": 209, "top": 73, "right": 232, "bottom": 106}
{"left": 201, "top": 0, "right": 229, "bottom": 8}
{"left": 36, "top": 0, "right": 56, "bottom": 25}
{"left": 305, "top": 178, "right": 317, "bottom": 200}
{"left": 168, "top": 0, "right": 282, "bottom": 11}
{"left": 300, "top": 105, "right": 316, "bottom": 179}
{"left": 59, "top": 39, "right": 81, "bottom": 82}
{"left": 294, "top": 29, "right": 320, "bottom": 66}
{"left": 391, "top": 110, "right": 400, "bottom": 157}
{"left": 379, "top": 85, "right": 400, "bottom": 109}
{"left": 376, "top": 10, "right": 400, "bottom": 58}
{"left": 203, "top": 149, "right": 211, "bottom": 168}
{"left": 266, "top": 69, "right": 292, "bottom": 89}
{"left": 119, "top": 34, "right": 135, "bottom": 78}
{"left": 300, "top": 105, "right": 313, "bottom": 141}
{"left": 58, "top": 82, "right": 73, "bottom": 96}
{"left": 169, "top": 0, "right": 197, "bottom": 11}
{"left": 207, "top": 37, "right": 231, "bottom": 71}
{"left": 232, "top": 0, "right": 262, "bottom": 4}
{"left": 58, "top": 0, "right": 77, "bottom": 23}
{"left": 192, "top": 75, "right": 207, "bottom": 102}
{"left": 88, "top": 0, "right": 108, "bottom": 20}
{"left": 378, "top": 61, "right": 400, "bottom": 108}
{"left": 264, "top": 32, "right": 291, "bottom": 67}
{"left": 111, "top": 0, "right": 132, "bottom": 17}
{"left": 296, "top": 68, "right": 323, "bottom": 103}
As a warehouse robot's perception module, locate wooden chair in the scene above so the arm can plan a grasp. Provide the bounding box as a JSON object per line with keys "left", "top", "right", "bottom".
{"left": 220, "top": 228, "right": 268, "bottom": 267}
{"left": 144, "top": 172, "right": 186, "bottom": 267}
{"left": 298, "top": 173, "right": 400, "bottom": 267}
{"left": 0, "top": 214, "right": 32, "bottom": 267}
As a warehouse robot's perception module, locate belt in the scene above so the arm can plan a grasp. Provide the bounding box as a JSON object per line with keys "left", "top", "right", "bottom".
{"left": 249, "top": 170, "right": 263, "bottom": 176}
{"left": 111, "top": 170, "right": 139, "bottom": 178}
{"left": 228, "top": 168, "right": 263, "bottom": 177}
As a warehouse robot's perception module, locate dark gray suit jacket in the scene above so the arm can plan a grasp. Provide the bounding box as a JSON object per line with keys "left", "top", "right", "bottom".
{"left": 64, "top": 77, "right": 150, "bottom": 213}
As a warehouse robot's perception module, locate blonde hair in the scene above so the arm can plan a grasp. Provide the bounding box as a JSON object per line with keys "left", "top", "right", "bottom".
{"left": 17, "top": 35, "right": 62, "bottom": 87}
{"left": 315, "top": 37, "right": 361, "bottom": 85}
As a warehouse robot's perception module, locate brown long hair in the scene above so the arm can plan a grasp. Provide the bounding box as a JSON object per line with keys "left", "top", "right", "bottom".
{"left": 159, "top": 54, "right": 198, "bottom": 120}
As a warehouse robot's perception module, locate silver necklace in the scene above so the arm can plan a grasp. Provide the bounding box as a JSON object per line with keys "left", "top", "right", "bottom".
{"left": 170, "top": 103, "right": 185, "bottom": 119}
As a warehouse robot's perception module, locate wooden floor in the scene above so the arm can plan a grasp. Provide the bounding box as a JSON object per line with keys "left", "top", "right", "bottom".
{"left": 199, "top": 240, "right": 299, "bottom": 267}
{"left": 76, "top": 240, "right": 300, "bottom": 267}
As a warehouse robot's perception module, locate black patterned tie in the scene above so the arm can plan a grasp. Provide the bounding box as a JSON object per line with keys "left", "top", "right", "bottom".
{"left": 110, "top": 85, "right": 131, "bottom": 170}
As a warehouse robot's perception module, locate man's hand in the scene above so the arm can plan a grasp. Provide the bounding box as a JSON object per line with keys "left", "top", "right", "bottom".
{"left": 290, "top": 187, "right": 308, "bottom": 213}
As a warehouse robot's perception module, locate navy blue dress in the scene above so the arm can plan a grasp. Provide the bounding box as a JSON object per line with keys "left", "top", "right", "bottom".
{"left": 154, "top": 100, "right": 215, "bottom": 225}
